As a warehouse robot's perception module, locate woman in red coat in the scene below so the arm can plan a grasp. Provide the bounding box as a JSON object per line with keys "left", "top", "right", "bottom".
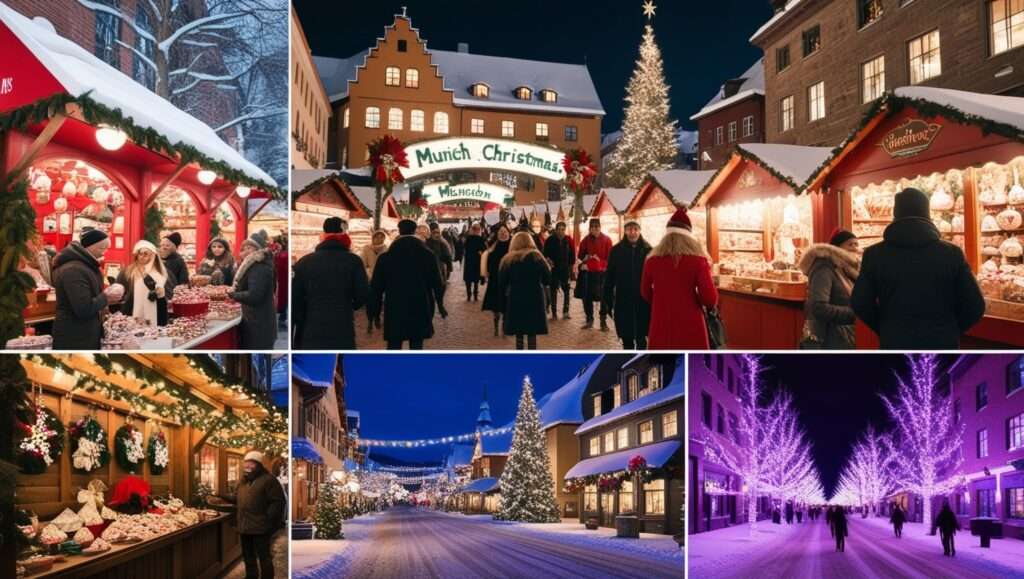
{"left": 641, "top": 207, "right": 718, "bottom": 349}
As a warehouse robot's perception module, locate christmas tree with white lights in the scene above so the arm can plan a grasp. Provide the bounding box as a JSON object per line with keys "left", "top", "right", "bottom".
{"left": 882, "top": 354, "right": 963, "bottom": 533}
{"left": 605, "top": 1, "right": 679, "bottom": 188}
{"left": 495, "top": 376, "right": 559, "bottom": 523}
{"left": 835, "top": 425, "right": 894, "bottom": 515}
{"left": 313, "top": 480, "right": 344, "bottom": 539}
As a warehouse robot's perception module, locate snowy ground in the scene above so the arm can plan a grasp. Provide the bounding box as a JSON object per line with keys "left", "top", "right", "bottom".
{"left": 295, "top": 505, "right": 682, "bottom": 578}
{"left": 689, "top": 514, "right": 1023, "bottom": 579}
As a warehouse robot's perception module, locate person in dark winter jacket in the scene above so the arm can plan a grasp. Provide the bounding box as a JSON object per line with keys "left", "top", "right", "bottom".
{"left": 218, "top": 451, "right": 285, "bottom": 579}
{"left": 936, "top": 503, "right": 960, "bottom": 556}
{"left": 292, "top": 217, "right": 369, "bottom": 349}
{"left": 370, "top": 219, "right": 447, "bottom": 349}
{"left": 798, "top": 229, "right": 861, "bottom": 349}
{"left": 832, "top": 507, "right": 848, "bottom": 552}
{"left": 498, "top": 232, "right": 552, "bottom": 349}
{"left": 575, "top": 218, "right": 613, "bottom": 330}
{"left": 481, "top": 224, "right": 512, "bottom": 337}
{"left": 890, "top": 504, "right": 906, "bottom": 538}
{"left": 159, "top": 232, "right": 190, "bottom": 287}
{"left": 826, "top": 506, "right": 835, "bottom": 536}
{"left": 230, "top": 232, "right": 277, "bottom": 350}
{"left": 426, "top": 222, "right": 454, "bottom": 280}
{"left": 543, "top": 221, "right": 576, "bottom": 320}
{"left": 197, "top": 238, "right": 235, "bottom": 286}
{"left": 462, "top": 223, "right": 486, "bottom": 301}
{"left": 785, "top": 501, "right": 794, "bottom": 524}
{"left": 851, "top": 188, "right": 985, "bottom": 349}
{"left": 604, "top": 221, "right": 651, "bottom": 349}
{"left": 52, "top": 230, "right": 125, "bottom": 349}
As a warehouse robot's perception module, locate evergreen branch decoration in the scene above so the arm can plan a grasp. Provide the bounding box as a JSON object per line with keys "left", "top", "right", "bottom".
{"left": 68, "top": 416, "right": 111, "bottom": 474}
{"left": 0, "top": 178, "right": 38, "bottom": 344}
{"left": 148, "top": 430, "right": 169, "bottom": 475}
{"left": 114, "top": 423, "right": 145, "bottom": 474}
{"left": 16, "top": 404, "right": 64, "bottom": 475}
{"left": 144, "top": 206, "right": 165, "bottom": 245}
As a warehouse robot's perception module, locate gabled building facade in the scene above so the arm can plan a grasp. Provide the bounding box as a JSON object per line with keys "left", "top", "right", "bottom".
{"left": 691, "top": 59, "right": 766, "bottom": 170}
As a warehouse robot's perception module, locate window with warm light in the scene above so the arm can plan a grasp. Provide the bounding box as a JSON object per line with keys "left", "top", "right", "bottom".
{"left": 388, "top": 108, "right": 403, "bottom": 130}
{"left": 991, "top": 0, "right": 1024, "bottom": 56}
{"left": 613, "top": 386, "right": 621, "bottom": 408}
{"left": 434, "top": 112, "right": 449, "bottom": 134}
{"left": 536, "top": 122, "right": 549, "bottom": 139}
{"left": 781, "top": 96, "right": 795, "bottom": 133}
{"left": 343, "top": 108, "right": 350, "bottom": 128}
{"left": 1009, "top": 487, "right": 1024, "bottom": 518}
{"left": 540, "top": 89, "right": 557, "bottom": 103}
{"left": 909, "top": 30, "right": 941, "bottom": 84}
{"left": 663, "top": 411, "right": 678, "bottom": 438}
{"left": 644, "top": 479, "right": 665, "bottom": 514}
{"left": 584, "top": 485, "right": 598, "bottom": 511}
{"left": 471, "top": 118, "right": 485, "bottom": 134}
{"left": 808, "top": 81, "right": 826, "bottom": 122}
{"left": 589, "top": 436, "right": 600, "bottom": 457}
{"left": 628, "top": 374, "right": 639, "bottom": 401}
{"left": 365, "top": 106, "right": 380, "bottom": 128}
{"left": 639, "top": 420, "right": 654, "bottom": 444}
{"left": 617, "top": 427, "right": 628, "bottom": 449}
{"left": 385, "top": 66, "right": 401, "bottom": 86}
{"left": 619, "top": 481, "right": 634, "bottom": 512}
{"left": 405, "top": 68, "right": 419, "bottom": 88}
{"left": 603, "top": 432, "right": 615, "bottom": 453}
{"left": 198, "top": 445, "right": 218, "bottom": 493}
{"left": 862, "top": 55, "right": 885, "bottom": 103}
{"left": 648, "top": 367, "right": 661, "bottom": 391}
{"left": 472, "top": 84, "right": 490, "bottom": 98}
{"left": 592, "top": 394, "right": 602, "bottom": 417}
{"left": 411, "top": 110, "right": 424, "bottom": 132}
{"left": 500, "top": 120, "right": 515, "bottom": 137}
{"left": 858, "top": 0, "right": 884, "bottom": 28}
{"left": 515, "top": 87, "right": 532, "bottom": 100}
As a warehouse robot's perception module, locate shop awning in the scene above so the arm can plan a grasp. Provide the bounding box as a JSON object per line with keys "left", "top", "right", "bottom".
{"left": 292, "top": 438, "right": 323, "bottom": 464}
{"left": 460, "top": 477, "right": 500, "bottom": 494}
{"left": 565, "top": 440, "right": 681, "bottom": 480}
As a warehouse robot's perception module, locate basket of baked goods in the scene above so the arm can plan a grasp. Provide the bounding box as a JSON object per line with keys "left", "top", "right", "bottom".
{"left": 170, "top": 286, "right": 210, "bottom": 318}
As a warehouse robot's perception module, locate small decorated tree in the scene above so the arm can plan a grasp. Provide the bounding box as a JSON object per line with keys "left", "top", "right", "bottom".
{"left": 313, "top": 480, "right": 344, "bottom": 540}
{"left": 495, "top": 376, "right": 559, "bottom": 523}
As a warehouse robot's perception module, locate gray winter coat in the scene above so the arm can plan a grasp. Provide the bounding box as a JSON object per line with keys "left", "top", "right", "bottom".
{"left": 798, "top": 244, "right": 860, "bottom": 349}
{"left": 52, "top": 243, "right": 109, "bottom": 350}
{"left": 229, "top": 249, "right": 276, "bottom": 349}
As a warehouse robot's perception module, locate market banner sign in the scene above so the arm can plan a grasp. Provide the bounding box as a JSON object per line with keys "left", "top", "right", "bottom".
{"left": 421, "top": 182, "right": 513, "bottom": 206}
{"left": 403, "top": 138, "right": 567, "bottom": 181}
{"left": 879, "top": 118, "right": 942, "bottom": 159}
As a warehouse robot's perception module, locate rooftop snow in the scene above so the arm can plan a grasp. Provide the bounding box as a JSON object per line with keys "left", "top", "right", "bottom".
{"left": 446, "top": 442, "right": 476, "bottom": 469}
{"left": 565, "top": 440, "right": 681, "bottom": 479}
{"left": 292, "top": 355, "right": 332, "bottom": 388}
{"left": 576, "top": 361, "right": 683, "bottom": 436}
{"left": 691, "top": 59, "right": 765, "bottom": 121}
{"left": 581, "top": 194, "right": 598, "bottom": 215}
{"left": 601, "top": 189, "right": 636, "bottom": 213}
{"left": 750, "top": 1, "right": 806, "bottom": 44}
{"left": 894, "top": 86, "right": 1024, "bottom": 134}
{"left": 313, "top": 51, "right": 369, "bottom": 101}
{"left": 460, "top": 477, "right": 500, "bottom": 493}
{"left": 648, "top": 170, "right": 717, "bottom": 206}
{"left": 738, "top": 143, "right": 833, "bottom": 186}
{"left": 291, "top": 169, "right": 339, "bottom": 193}
{"left": 537, "top": 356, "right": 604, "bottom": 428}
{"left": 0, "top": 6, "right": 276, "bottom": 188}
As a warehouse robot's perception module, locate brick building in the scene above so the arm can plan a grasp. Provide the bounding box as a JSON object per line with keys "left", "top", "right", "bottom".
{"left": 310, "top": 13, "right": 604, "bottom": 205}
{"left": 751, "top": 0, "right": 1024, "bottom": 146}
{"left": 291, "top": 7, "right": 330, "bottom": 169}
{"left": 691, "top": 59, "right": 766, "bottom": 170}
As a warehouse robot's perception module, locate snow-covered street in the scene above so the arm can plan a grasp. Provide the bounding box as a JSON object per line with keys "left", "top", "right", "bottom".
{"left": 297, "top": 505, "right": 682, "bottom": 578}
{"left": 690, "top": 515, "right": 1023, "bottom": 579}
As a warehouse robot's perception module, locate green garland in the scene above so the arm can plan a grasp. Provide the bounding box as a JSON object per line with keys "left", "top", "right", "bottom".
{"left": 0, "top": 178, "right": 38, "bottom": 345}
{"left": 0, "top": 92, "right": 283, "bottom": 198}
{"left": 148, "top": 430, "right": 169, "bottom": 475}
{"left": 68, "top": 416, "right": 110, "bottom": 474}
{"left": 144, "top": 206, "right": 165, "bottom": 245}
{"left": 114, "top": 423, "right": 145, "bottom": 474}
{"left": 16, "top": 405, "right": 64, "bottom": 475}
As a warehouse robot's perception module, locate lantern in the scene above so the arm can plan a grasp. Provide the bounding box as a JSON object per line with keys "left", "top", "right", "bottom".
{"left": 197, "top": 170, "right": 217, "bottom": 185}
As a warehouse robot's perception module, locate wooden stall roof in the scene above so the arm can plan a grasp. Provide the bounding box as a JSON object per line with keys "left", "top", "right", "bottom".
{"left": 691, "top": 143, "right": 832, "bottom": 208}
{"left": 292, "top": 170, "right": 373, "bottom": 218}
{"left": 627, "top": 170, "right": 716, "bottom": 214}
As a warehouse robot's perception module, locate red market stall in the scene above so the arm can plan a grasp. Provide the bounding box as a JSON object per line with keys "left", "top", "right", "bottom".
{"left": 804, "top": 87, "right": 1024, "bottom": 348}
{"left": 291, "top": 170, "right": 372, "bottom": 260}
{"left": 692, "top": 144, "right": 834, "bottom": 348}
{"left": 0, "top": 6, "right": 281, "bottom": 350}
{"left": 627, "top": 169, "right": 716, "bottom": 247}
{"left": 588, "top": 188, "right": 634, "bottom": 244}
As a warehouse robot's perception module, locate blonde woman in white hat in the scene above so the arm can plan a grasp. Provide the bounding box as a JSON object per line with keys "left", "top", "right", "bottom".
{"left": 114, "top": 239, "right": 175, "bottom": 326}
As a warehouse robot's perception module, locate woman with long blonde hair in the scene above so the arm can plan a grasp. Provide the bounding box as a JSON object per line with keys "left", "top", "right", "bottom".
{"left": 498, "top": 231, "right": 552, "bottom": 350}
{"left": 114, "top": 239, "right": 174, "bottom": 326}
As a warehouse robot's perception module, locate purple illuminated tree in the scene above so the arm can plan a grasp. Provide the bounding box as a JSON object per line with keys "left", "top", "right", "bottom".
{"left": 764, "top": 394, "right": 821, "bottom": 506}
{"left": 882, "top": 355, "right": 963, "bottom": 533}
{"left": 835, "top": 425, "right": 894, "bottom": 515}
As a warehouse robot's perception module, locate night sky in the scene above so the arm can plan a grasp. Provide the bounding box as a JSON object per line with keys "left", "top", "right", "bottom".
{"left": 756, "top": 354, "right": 960, "bottom": 498}
{"left": 297, "top": 353, "right": 599, "bottom": 464}
{"left": 293, "top": 0, "right": 773, "bottom": 132}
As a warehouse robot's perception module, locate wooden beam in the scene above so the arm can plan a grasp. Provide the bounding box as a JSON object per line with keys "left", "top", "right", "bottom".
{"left": 248, "top": 198, "right": 272, "bottom": 220}
{"left": 5, "top": 113, "right": 66, "bottom": 184}
{"left": 145, "top": 161, "right": 190, "bottom": 208}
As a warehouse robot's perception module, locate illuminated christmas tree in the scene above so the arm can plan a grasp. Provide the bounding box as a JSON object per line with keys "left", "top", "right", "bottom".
{"left": 313, "top": 480, "right": 344, "bottom": 540}
{"left": 882, "top": 355, "right": 963, "bottom": 533}
{"left": 495, "top": 376, "right": 559, "bottom": 523}
{"left": 835, "top": 425, "right": 894, "bottom": 515}
{"left": 764, "top": 393, "right": 821, "bottom": 506}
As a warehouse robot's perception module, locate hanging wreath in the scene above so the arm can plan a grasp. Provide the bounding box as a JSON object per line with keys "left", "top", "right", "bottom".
{"left": 562, "top": 148, "right": 597, "bottom": 193}
{"left": 368, "top": 135, "right": 409, "bottom": 188}
{"left": 17, "top": 404, "right": 64, "bottom": 475}
{"left": 68, "top": 416, "right": 110, "bottom": 474}
{"left": 148, "top": 430, "right": 169, "bottom": 475}
{"left": 115, "top": 423, "right": 145, "bottom": 474}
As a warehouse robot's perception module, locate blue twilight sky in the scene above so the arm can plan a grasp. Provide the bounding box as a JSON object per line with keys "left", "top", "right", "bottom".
{"left": 294, "top": 354, "right": 600, "bottom": 463}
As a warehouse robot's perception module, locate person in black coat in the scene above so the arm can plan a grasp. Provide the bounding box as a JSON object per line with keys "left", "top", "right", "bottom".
{"left": 603, "top": 221, "right": 651, "bottom": 349}
{"left": 482, "top": 224, "right": 512, "bottom": 336}
{"left": 160, "top": 232, "right": 190, "bottom": 287}
{"left": 52, "top": 230, "right": 124, "bottom": 349}
{"left": 543, "top": 221, "right": 576, "bottom": 320}
{"left": 833, "top": 507, "right": 848, "bottom": 552}
{"left": 498, "top": 232, "right": 552, "bottom": 350}
{"left": 851, "top": 188, "right": 985, "bottom": 349}
{"left": 292, "top": 217, "right": 369, "bottom": 349}
{"left": 425, "top": 223, "right": 454, "bottom": 280}
{"left": 370, "top": 219, "right": 447, "bottom": 349}
{"left": 936, "top": 503, "right": 960, "bottom": 556}
{"left": 890, "top": 504, "right": 906, "bottom": 538}
{"left": 230, "top": 233, "right": 277, "bottom": 350}
{"left": 462, "top": 223, "right": 486, "bottom": 301}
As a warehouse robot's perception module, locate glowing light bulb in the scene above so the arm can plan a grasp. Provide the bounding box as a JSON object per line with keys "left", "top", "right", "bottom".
{"left": 197, "top": 170, "right": 217, "bottom": 185}
{"left": 95, "top": 125, "right": 128, "bottom": 150}
{"left": 236, "top": 185, "right": 251, "bottom": 198}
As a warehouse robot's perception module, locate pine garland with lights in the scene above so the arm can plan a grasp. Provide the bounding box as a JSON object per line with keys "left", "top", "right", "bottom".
{"left": 495, "top": 376, "right": 560, "bottom": 523}
{"left": 0, "top": 178, "right": 38, "bottom": 345}
{"left": 144, "top": 206, "right": 165, "bottom": 245}
{"left": 148, "top": 430, "right": 169, "bottom": 475}
{"left": 313, "top": 480, "right": 344, "bottom": 540}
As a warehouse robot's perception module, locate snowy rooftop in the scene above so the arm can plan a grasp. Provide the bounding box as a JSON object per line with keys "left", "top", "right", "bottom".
{"left": 601, "top": 188, "right": 636, "bottom": 213}
{"left": 292, "top": 437, "right": 323, "bottom": 464}
{"left": 0, "top": 6, "right": 276, "bottom": 188}
{"left": 460, "top": 477, "right": 500, "bottom": 494}
{"left": 290, "top": 169, "right": 338, "bottom": 193}
{"left": 292, "top": 355, "right": 332, "bottom": 388}
{"left": 738, "top": 143, "right": 832, "bottom": 187}
{"left": 691, "top": 59, "right": 765, "bottom": 121}
{"left": 894, "top": 86, "right": 1024, "bottom": 134}
{"left": 315, "top": 48, "right": 604, "bottom": 116}
{"left": 565, "top": 439, "right": 681, "bottom": 479}
{"left": 750, "top": 0, "right": 806, "bottom": 44}
{"left": 581, "top": 194, "right": 598, "bottom": 215}
{"left": 575, "top": 359, "right": 683, "bottom": 436}
{"left": 647, "top": 170, "right": 717, "bottom": 206}
{"left": 445, "top": 442, "right": 476, "bottom": 469}
{"left": 537, "top": 356, "right": 605, "bottom": 428}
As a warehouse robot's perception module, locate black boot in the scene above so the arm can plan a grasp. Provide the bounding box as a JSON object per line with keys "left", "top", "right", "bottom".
{"left": 563, "top": 309, "right": 571, "bottom": 320}
{"left": 582, "top": 318, "right": 593, "bottom": 329}
{"left": 494, "top": 316, "right": 500, "bottom": 337}
{"left": 600, "top": 317, "right": 609, "bottom": 332}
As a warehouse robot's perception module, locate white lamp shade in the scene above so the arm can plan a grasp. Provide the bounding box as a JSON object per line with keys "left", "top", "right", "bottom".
{"left": 197, "top": 170, "right": 217, "bottom": 185}
{"left": 235, "top": 185, "right": 251, "bottom": 198}
{"left": 95, "top": 125, "right": 128, "bottom": 150}
{"left": 54, "top": 197, "right": 68, "bottom": 212}
{"left": 62, "top": 180, "right": 76, "bottom": 196}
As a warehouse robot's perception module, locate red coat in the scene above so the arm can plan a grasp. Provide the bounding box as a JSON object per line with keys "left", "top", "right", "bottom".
{"left": 641, "top": 252, "right": 718, "bottom": 349}
{"left": 577, "top": 233, "right": 612, "bottom": 272}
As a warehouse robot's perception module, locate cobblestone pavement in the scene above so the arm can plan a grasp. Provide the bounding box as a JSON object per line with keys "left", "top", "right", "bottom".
{"left": 222, "top": 529, "right": 288, "bottom": 579}
{"left": 347, "top": 262, "right": 626, "bottom": 350}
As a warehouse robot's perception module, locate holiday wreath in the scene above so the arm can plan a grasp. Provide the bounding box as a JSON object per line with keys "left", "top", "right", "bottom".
{"left": 17, "top": 403, "right": 64, "bottom": 475}
{"left": 114, "top": 424, "right": 146, "bottom": 474}
{"left": 148, "top": 430, "right": 169, "bottom": 475}
{"left": 68, "top": 416, "right": 110, "bottom": 473}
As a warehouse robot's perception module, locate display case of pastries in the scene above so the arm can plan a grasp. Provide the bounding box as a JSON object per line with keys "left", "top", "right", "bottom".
{"left": 851, "top": 170, "right": 966, "bottom": 250}
{"left": 976, "top": 158, "right": 1024, "bottom": 321}
{"left": 714, "top": 195, "right": 812, "bottom": 292}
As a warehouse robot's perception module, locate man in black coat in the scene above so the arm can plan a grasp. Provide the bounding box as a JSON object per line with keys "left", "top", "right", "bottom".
{"left": 603, "top": 221, "right": 651, "bottom": 349}
{"left": 543, "top": 221, "right": 575, "bottom": 320}
{"left": 160, "top": 232, "right": 190, "bottom": 287}
{"left": 851, "top": 188, "right": 985, "bottom": 349}
{"left": 218, "top": 451, "right": 285, "bottom": 579}
{"left": 370, "top": 219, "right": 447, "bottom": 349}
{"left": 425, "top": 222, "right": 454, "bottom": 280}
{"left": 52, "top": 230, "right": 125, "bottom": 349}
{"left": 292, "top": 217, "right": 369, "bottom": 349}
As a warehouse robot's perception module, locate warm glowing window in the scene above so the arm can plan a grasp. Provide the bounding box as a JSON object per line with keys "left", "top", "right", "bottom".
{"left": 365, "top": 106, "right": 380, "bottom": 128}
{"left": 603, "top": 432, "right": 615, "bottom": 453}
{"left": 199, "top": 445, "right": 218, "bottom": 493}
{"left": 515, "top": 87, "right": 532, "bottom": 100}
{"left": 617, "top": 427, "right": 628, "bottom": 449}
{"left": 405, "top": 68, "right": 419, "bottom": 88}
{"left": 589, "top": 437, "right": 600, "bottom": 456}
{"left": 808, "top": 81, "right": 826, "bottom": 121}
{"left": 584, "top": 485, "right": 597, "bottom": 510}
{"left": 385, "top": 66, "right": 401, "bottom": 86}
{"left": 410, "top": 110, "right": 424, "bottom": 132}
{"left": 472, "top": 84, "right": 490, "bottom": 98}
{"left": 592, "top": 395, "right": 602, "bottom": 417}
{"left": 862, "top": 55, "right": 885, "bottom": 103}
{"left": 433, "top": 112, "right": 449, "bottom": 134}
{"left": 613, "top": 386, "right": 621, "bottom": 408}
{"left": 536, "top": 122, "right": 549, "bottom": 139}
{"left": 501, "top": 120, "right": 515, "bottom": 137}
{"left": 781, "top": 96, "right": 794, "bottom": 132}
{"left": 1009, "top": 487, "right": 1024, "bottom": 518}
{"left": 991, "top": 0, "right": 1024, "bottom": 55}
{"left": 471, "top": 118, "right": 485, "bottom": 134}
{"left": 540, "top": 89, "right": 558, "bottom": 103}
{"left": 648, "top": 367, "right": 661, "bottom": 391}
{"left": 388, "top": 107, "right": 403, "bottom": 130}
{"left": 663, "top": 411, "right": 678, "bottom": 438}
{"left": 619, "top": 481, "right": 634, "bottom": 512}
{"left": 639, "top": 420, "right": 654, "bottom": 444}
{"left": 343, "top": 107, "right": 350, "bottom": 128}
{"left": 909, "top": 30, "right": 942, "bottom": 84}
{"left": 628, "top": 374, "right": 639, "bottom": 401}
{"left": 644, "top": 479, "right": 665, "bottom": 514}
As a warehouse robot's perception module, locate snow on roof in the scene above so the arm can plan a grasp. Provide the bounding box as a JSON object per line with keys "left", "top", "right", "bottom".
{"left": 738, "top": 143, "right": 832, "bottom": 187}
{"left": 565, "top": 440, "right": 681, "bottom": 479}
{"left": 291, "top": 169, "right": 338, "bottom": 193}
{"left": 576, "top": 365, "right": 683, "bottom": 435}
{"left": 750, "top": 1, "right": 806, "bottom": 44}
{"left": 581, "top": 194, "right": 598, "bottom": 215}
{"left": 648, "top": 170, "right": 717, "bottom": 206}
{"left": 315, "top": 47, "right": 604, "bottom": 116}
{"left": 537, "top": 356, "right": 604, "bottom": 428}
{"left": 894, "top": 86, "right": 1024, "bottom": 134}
{"left": 446, "top": 442, "right": 476, "bottom": 469}
{"left": 691, "top": 59, "right": 764, "bottom": 121}
{"left": 601, "top": 188, "right": 636, "bottom": 213}
{"left": 292, "top": 355, "right": 332, "bottom": 388}
{"left": 350, "top": 186, "right": 386, "bottom": 216}
{"left": 460, "top": 477, "right": 500, "bottom": 493}
{"left": 292, "top": 438, "right": 323, "bottom": 464}
{"left": 0, "top": 6, "right": 276, "bottom": 188}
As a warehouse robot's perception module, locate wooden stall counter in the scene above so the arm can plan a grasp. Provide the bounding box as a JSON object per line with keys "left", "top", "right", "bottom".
{"left": 716, "top": 282, "right": 806, "bottom": 349}
{"left": 30, "top": 513, "right": 241, "bottom": 579}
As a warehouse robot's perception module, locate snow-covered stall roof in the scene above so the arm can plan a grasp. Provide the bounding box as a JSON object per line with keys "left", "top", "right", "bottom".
{"left": 292, "top": 355, "right": 332, "bottom": 388}
{"left": 0, "top": 5, "right": 276, "bottom": 188}
{"left": 893, "top": 86, "right": 1024, "bottom": 134}
{"left": 576, "top": 363, "right": 683, "bottom": 436}
{"left": 290, "top": 169, "right": 338, "bottom": 193}
{"left": 460, "top": 477, "right": 500, "bottom": 494}
{"left": 351, "top": 186, "right": 389, "bottom": 217}
{"left": 647, "top": 170, "right": 717, "bottom": 206}
{"left": 565, "top": 440, "right": 681, "bottom": 479}
{"left": 601, "top": 188, "right": 636, "bottom": 214}
{"left": 445, "top": 442, "right": 476, "bottom": 469}
{"left": 737, "top": 143, "right": 832, "bottom": 188}
{"left": 581, "top": 194, "right": 598, "bottom": 215}
{"left": 691, "top": 59, "right": 765, "bottom": 121}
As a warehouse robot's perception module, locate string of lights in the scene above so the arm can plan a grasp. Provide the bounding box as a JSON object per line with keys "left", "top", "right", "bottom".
{"left": 356, "top": 425, "right": 512, "bottom": 448}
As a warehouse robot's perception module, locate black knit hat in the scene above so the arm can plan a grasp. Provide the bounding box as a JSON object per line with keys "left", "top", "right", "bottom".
{"left": 80, "top": 229, "right": 108, "bottom": 248}
{"left": 164, "top": 232, "right": 183, "bottom": 247}
{"left": 323, "top": 216, "right": 344, "bottom": 234}
{"left": 894, "top": 188, "right": 930, "bottom": 220}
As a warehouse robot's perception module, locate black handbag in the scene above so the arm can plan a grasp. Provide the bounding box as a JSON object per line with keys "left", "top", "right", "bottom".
{"left": 704, "top": 307, "right": 727, "bottom": 350}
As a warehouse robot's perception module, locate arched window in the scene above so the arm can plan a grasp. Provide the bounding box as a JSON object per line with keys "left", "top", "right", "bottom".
{"left": 433, "top": 111, "right": 449, "bottom": 134}
{"left": 405, "top": 68, "right": 419, "bottom": 88}
{"left": 388, "top": 108, "right": 403, "bottom": 130}
{"left": 515, "top": 86, "right": 532, "bottom": 100}
{"left": 365, "top": 106, "right": 380, "bottom": 128}
{"left": 410, "top": 110, "right": 425, "bottom": 132}
{"left": 540, "top": 89, "right": 558, "bottom": 103}
{"left": 385, "top": 66, "right": 401, "bottom": 86}
{"left": 471, "top": 83, "right": 490, "bottom": 98}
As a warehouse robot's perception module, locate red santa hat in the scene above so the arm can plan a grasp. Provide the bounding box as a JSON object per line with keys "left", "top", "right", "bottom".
{"left": 666, "top": 207, "right": 692, "bottom": 235}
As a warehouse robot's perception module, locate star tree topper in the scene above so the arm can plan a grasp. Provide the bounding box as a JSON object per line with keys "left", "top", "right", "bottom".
{"left": 642, "top": 0, "right": 657, "bottom": 20}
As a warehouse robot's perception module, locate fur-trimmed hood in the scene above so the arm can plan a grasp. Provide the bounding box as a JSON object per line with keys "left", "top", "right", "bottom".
{"left": 649, "top": 229, "right": 707, "bottom": 259}
{"left": 798, "top": 243, "right": 860, "bottom": 279}
{"left": 232, "top": 248, "right": 271, "bottom": 291}
{"left": 499, "top": 247, "right": 548, "bottom": 270}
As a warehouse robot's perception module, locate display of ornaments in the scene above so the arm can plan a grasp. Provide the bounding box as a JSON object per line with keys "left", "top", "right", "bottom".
{"left": 982, "top": 214, "right": 1000, "bottom": 232}
{"left": 997, "top": 208, "right": 1023, "bottom": 231}
{"left": 115, "top": 423, "right": 146, "bottom": 474}
{"left": 53, "top": 197, "right": 68, "bottom": 212}
{"left": 929, "top": 187, "right": 954, "bottom": 210}
{"left": 17, "top": 403, "right": 65, "bottom": 475}
{"left": 36, "top": 188, "right": 50, "bottom": 204}
{"left": 73, "top": 527, "right": 95, "bottom": 547}
{"left": 934, "top": 219, "right": 952, "bottom": 233}
{"left": 952, "top": 215, "right": 965, "bottom": 233}
{"left": 1000, "top": 237, "right": 1023, "bottom": 258}
{"left": 82, "top": 537, "right": 111, "bottom": 555}
{"left": 40, "top": 524, "right": 67, "bottom": 545}
{"left": 92, "top": 187, "right": 109, "bottom": 203}
{"left": 1010, "top": 168, "right": 1024, "bottom": 204}
{"left": 148, "top": 431, "right": 169, "bottom": 475}
{"left": 68, "top": 416, "right": 110, "bottom": 473}
{"left": 62, "top": 180, "right": 76, "bottom": 196}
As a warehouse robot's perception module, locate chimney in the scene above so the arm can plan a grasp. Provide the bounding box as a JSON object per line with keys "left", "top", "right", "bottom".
{"left": 771, "top": 0, "right": 787, "bottom": 13}
{"left": 457, "top": 42, "right": 470, "bottom": 54}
